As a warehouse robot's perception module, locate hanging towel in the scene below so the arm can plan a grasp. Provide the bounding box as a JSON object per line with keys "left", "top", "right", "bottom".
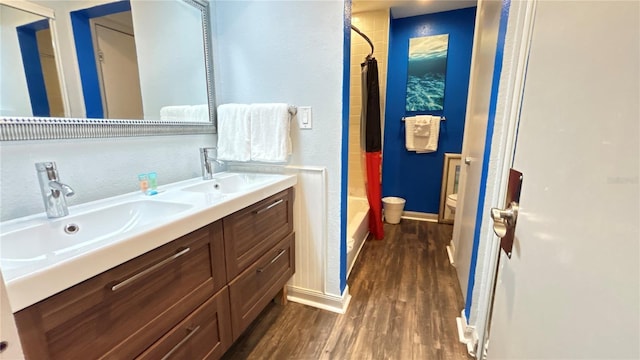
{"left": 405, "top": 115, "right": 441, "bottom": 153}
{"left": 250, "top": 103, "right": 291, "bottom": 162}
{"left": 413, "top": 116, "right": 432, "bottom": 151}
{"left": 405, "top": 115, "right": 430, "bottom": 151}
{"left": 217, "top": 104, "right": 251, "bottom": 161}
{"left": 422, "top": 115, "right": 442, "bottom": 153}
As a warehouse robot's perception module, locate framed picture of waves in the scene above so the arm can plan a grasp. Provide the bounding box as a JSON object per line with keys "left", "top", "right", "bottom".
{"left": 405, "top": 34, "right": 449, "bottom": 111}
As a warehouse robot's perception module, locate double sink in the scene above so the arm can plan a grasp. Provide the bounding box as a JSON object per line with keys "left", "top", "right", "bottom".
{"left": 0, "top": 171, "right": 296, "bottom": 312}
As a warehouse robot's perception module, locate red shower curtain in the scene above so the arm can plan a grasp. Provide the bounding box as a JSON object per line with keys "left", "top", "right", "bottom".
{"left": 360, "top": 57, "right": 384, "bottom": 240}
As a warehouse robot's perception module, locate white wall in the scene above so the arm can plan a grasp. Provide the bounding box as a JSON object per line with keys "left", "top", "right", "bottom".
{"left": 0, "top": 5, "right": 44, "bottom": 116}
{"left": 0, "top": 134, "right": 216, "bottom": 221}
{"left": 131, "top": 0, "right": 208, "bottom": 119}
{"left": 214, "top": 0, "right": 345, "bottom": 297}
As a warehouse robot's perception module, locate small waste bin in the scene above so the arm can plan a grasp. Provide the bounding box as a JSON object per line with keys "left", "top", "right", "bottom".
{"left": 382, "top": 197, "right": 406, "bottom": 224}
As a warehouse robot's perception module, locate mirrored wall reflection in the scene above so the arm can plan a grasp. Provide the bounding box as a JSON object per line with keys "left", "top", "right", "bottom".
{"left": 71, "top": 0, "right": 210, "bottom": 121}
{"left": 70, "top": 2, "right": 143, "bottom": 119}
{"left": 1, "top": 0, "right": 213, "bottom": 123}
{"left": 0, "top": 4, "right": 65, "bottom": 117}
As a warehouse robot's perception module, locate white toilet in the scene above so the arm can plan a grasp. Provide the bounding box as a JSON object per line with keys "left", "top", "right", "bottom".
{"left": 446, "top": 193, "right": 458, "bottom": 214}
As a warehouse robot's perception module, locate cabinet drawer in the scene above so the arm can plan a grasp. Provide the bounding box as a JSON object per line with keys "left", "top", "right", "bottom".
{"left": 14, "top": 221, "right": 227, "bottom": 360}
{"left": 228, "top": 233, "right": 295, "bottom": 340}
{"left": 136, "top": 287, "right": 232, "bottom": 360}
{"left": 223, "top": 188, "right": 293, "bottom": 280}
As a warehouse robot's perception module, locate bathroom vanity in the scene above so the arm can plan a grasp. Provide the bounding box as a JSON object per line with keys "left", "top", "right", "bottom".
{"left": 0, "top": 173, "right": 296, "bottom": 360}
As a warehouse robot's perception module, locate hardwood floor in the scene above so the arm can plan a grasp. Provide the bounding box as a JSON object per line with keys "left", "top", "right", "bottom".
{"left": 222, "top": 220, "right": 470, "bottom": 360}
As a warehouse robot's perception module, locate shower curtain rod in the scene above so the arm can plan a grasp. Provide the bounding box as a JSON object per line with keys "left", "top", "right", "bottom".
{"left": 350, "top": 24, "right": 374, "bottom": 60}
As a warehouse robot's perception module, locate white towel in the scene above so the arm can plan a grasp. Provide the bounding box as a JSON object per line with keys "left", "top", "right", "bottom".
{"left": 190, "top": 104, "right": 210, "bottom": 122}
{"left": 250, "top": 103, "right": 291, "bottom": 163}
{"left": 422, "top": 115, "right": 441, "bottom": 152}
{"left": 160, "top": 105, "right": 191, "bottom": 121}
{"left": 217, "top": 104, "right": 251, "bottom": 161}
{"left": 405, "top": 115, "right": 441, "bottom": 153}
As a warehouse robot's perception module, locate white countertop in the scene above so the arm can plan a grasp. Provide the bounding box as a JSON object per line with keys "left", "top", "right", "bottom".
{"left": 0, "top": 172, "right": 297, "bottom": 312}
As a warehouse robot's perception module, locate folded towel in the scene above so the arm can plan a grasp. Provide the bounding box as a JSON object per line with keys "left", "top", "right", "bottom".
{"left": 250, "top": 103, "right": 291, "bottom": 163}
{"left": 413, "top": 117, "right": 431, "bottom": 136}
{"left": 217, "top": 104, "right": 251, "bottom": 161}
{"left": 160, "top": 105, "right": 191, "bottom": 121}
{"left": 422, "top": 115, "right": 441, "bottom": 152}
{"left": 405, "top": 115, "right": 441, "bottom": 153}
{"left": 191, "top": 104, "right": 210, "bottom": 122}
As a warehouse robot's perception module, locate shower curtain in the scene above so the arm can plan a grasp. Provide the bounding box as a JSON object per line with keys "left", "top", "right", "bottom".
{"left": 360, "top": 57, "right": 384, "bottom": 240}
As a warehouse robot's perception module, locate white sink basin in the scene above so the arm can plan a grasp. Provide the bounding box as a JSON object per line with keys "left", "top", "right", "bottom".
{"left": 0, "top": 172, "right": 297, "bottom": 313}
{"left": 1, "top": 200, "right": 192, "bottom": 270}
{"left": 182, "top": 172, "right": 281, "bottom": 194}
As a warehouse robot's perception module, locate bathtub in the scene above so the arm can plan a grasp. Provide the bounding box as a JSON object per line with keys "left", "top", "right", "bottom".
{"left": 347, "top": 196, "right": 370, "bottom": 278}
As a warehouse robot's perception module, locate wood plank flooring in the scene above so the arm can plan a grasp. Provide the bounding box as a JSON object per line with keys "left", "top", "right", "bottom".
{"left": 222, "top": 220, "right": 470, "bottom": 360}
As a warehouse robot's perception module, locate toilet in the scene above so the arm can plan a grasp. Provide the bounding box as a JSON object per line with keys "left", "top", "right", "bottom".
{"left": 446, "top": 193, "right": 458, "bottom": 214}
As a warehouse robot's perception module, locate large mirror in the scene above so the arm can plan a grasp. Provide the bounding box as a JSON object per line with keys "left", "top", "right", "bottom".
{"left": 0, "top": 0, "right": 215, "bottom": 140}
{"left": 0, "top": 1, "right": 67, "bottom": 117}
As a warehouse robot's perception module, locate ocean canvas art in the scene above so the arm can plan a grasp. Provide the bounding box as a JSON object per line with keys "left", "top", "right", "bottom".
{"left": 405, "top": 34, "right": 449, "bottom": 111}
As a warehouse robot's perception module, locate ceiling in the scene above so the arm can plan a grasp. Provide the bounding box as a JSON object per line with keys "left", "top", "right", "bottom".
{"left": 352, "top": 0, "right": 477, "bottom": 19}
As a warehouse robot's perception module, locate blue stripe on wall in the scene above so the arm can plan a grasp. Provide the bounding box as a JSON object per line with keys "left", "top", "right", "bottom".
{"left": 16, "top": 19, "right": 51, "bottom": 116}
{"left": 464, "top": 0, "right": 512, "bottom": 319}
{"left": 340, "top": 0, "right": 352, "bottom": 293}
{"left": 382, "top": 7, "right": 476, "bottom": 213}
{"left": 70, "top": 0, "right": 132, "bottom": 118}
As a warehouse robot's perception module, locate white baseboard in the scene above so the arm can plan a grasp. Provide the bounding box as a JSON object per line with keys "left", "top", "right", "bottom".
{"left": 446, "top": 239, "right": 456, "bottom": 266}
{"left": 287, "top": 285, "right": 352, "bottom": 314}
{"left": 401, "top": 211, "right": 439, "bottom": 222}
{"left": 456, "top": 309, "right": 478, "bottom": 357}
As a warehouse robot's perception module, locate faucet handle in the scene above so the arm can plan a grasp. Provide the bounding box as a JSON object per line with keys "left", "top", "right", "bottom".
{"left": 35, "top": 161, "right": 58, "bottom": 180}
{"left": 35, "top": 161, "right": 55, "bottom": 171}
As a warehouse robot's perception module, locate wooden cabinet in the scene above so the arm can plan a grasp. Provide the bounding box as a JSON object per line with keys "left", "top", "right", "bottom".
{"left": 14, "top": 221, "right": 227, "bottom": 360}
{"left": 136, "top": 287, "right": 232, "bottom": 360}
{"left": 12, "top": 187, "right": 295, "bottom": 360}
{"left": 223, "top": 189, "right": 293, "bottom": 280}
{"left": 229, "top": 233, "right": 295, "bottom": 340}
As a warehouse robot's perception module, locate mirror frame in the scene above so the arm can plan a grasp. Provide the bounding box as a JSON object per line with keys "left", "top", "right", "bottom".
{"left": 0, "top": 0, "right": 216, "bottom": 141}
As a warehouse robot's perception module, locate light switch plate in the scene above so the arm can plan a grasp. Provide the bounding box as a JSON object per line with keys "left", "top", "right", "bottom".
{"left": 297, "top": 106, "right": 312, "bottom": 129}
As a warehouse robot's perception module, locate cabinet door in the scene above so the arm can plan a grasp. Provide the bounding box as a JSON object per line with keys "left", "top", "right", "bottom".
{"left": 14, "top": 221, "right": 226, "bottom": 360}
{"left": 228, "top": 233, "right": 295, "bottom": 340}
{"left": 136, "top": 287, "right": 232, "bottom": 360}
{"left": 223, "top": 189, "right": 293, "bottom": 280}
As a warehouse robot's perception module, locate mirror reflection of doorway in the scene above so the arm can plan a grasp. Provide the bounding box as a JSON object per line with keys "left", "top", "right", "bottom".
{"left": 71, "top": 1, "right": 144, "bottom": 119}
{"left": 91, "top": 11, "right": 143, "bottom": 119}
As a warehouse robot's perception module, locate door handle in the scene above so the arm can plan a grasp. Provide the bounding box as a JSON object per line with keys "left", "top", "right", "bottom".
{"left": 464, "top": 157, "right": 472, "bottom": 165}
{"left": 491, "top": 201, "right": 519, "bottom": 238}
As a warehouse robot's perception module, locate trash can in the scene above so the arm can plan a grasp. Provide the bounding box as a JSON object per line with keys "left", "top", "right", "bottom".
{"left": 382, "top": 197, "right": 406, "bottom": 224}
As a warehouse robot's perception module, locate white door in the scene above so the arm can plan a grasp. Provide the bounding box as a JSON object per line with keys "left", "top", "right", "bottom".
{"left": 453, "top": 0, "right": 503, "bottom": 301}
{"left": 94, "top": 24, "right": 143, "bottom": 119}
{"left": 487, "top": 1, "right": 639, "bottom": 358}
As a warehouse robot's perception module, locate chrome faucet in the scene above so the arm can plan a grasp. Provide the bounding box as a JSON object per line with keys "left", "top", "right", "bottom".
{"left": 200, "top": 147, "right": 226, "bottom": 180}
{"left": 35, "top": 162, "right": 75, "bottom": 218}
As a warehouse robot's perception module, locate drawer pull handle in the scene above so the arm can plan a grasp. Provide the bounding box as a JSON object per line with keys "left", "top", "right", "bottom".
{"left": 253, "top": 199, "right": 284, "bottom": 215}
{"left": 111, "top": 247, "right": 191, "bottom": 292}
{"left": 160, "top": 325, "right": 201, "bottom": 360}
{"left": 257, "top": 248, "right": 287, "bottom": 273}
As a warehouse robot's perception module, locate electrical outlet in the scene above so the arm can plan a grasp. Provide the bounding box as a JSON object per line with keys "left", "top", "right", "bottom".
{"left": 297, "top": 106, "right": 312, "bottom": 129}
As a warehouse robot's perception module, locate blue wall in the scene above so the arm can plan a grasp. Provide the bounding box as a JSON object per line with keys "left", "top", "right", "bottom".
{"left": 382, "top": 7, "right": 476, "bottom": 213}
{"left": 16, "top": 19, "right": 51, "bottom": 117}
{"left": 70, "top": 0, "right": 132, "bottom": 118}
